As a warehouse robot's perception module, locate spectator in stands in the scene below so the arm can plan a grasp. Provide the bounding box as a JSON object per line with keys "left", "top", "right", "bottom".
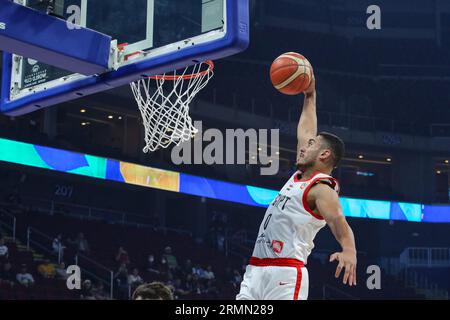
{"left": 114, "top": 263, "right": 130, "bottom": 300}
{"left": 193, "top": 280, "right": 206, "bottom": 295}
{"left": 80, "top": 279, "right": 95, "bottom": 300}
{"left": 232, "top": 269, "right": 242, "bottom": 287}
{"left": 146, "top": 254, "right": 160, "bottom": 275}
{"left": 16, "top": 264, "right": 35, "bottom": 287}
{"left": 162, "top": 246, "right": 178, "bottom": 270}
{"left": 70, "top": 232, "right": 90, "bottom": 255}
{"left": 172, "top": 278, "right": 190, "bottom": 298}
{"left": 52, "top": 234, "right": 66, "bottom": 260}
{"left": 132, "top": 282, "right": 174, "bottom": 300}
{"left": 92, "top": 282, "right": 109, "bottom": 300}
{"left": 192, "top": 264, "right": 206, "bottom": 279}
{"left": 182, "top": 259, "right": 193, "bottom": 276}
{"left": 55, "top": 261, "right": 68, "bottom": 280}
{"left": 205, "top": 279, "right": 219, "bottom": 297}
{"left": 158, "top": 256, "right": 170, "bottom": 280}
{"left": 37, "top": 259, "right": 56, "bottom": 279}
{"left": 184, "top": 274, "right": 196, "bottom": 292}
{"left": 203, "top": 265, "right": 215, "bottom": 280}
{"left": 0, "top": 261, "right": 15, "bottom": 287}
{"left": 215, "top": 226, "right": 226, "bottom": 252}
{"left": 128, "top": 268, "right": 144, "bottom": 290}
{"left": 0, "top": 237, "right": 8, "bottom": 262}
{"left": 115, "top": 246, "right": 130, "bottom": 266}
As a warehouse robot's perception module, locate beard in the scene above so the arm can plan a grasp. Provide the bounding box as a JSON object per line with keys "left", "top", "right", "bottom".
{"left": 296, "top": 157, "right": 316, "bottom": 171}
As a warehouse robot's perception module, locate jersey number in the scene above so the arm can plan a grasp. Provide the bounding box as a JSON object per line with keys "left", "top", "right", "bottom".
{"left": 263, "top": 214, "right": 272, "bottom": 230}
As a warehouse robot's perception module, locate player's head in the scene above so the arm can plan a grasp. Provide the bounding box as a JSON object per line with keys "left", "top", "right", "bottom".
{"left": 132, "top": 282, "right": 174, "bottom": 300}
{"left": 296, "top": 132, "right": 345, "bottom": 172}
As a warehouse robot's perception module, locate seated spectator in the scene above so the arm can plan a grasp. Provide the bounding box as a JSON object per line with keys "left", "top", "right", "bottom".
{"left": 52, "top": 234, "right": 66, "bottom": 260}
{"left": 146, "top": 254, "right": 160, "bottom": 274}
{"left": 132, "top": 282, "right": 174, "bottom": 300}
{"left": 55, "top": 261, "right": 68, "bottom": 280}
{"left": 162, "top": 246, "right": 178, "bottom": 270}
{"left": 80, "top": 279, "right": 95, "bottom": 300}
{"left": 0, "top": 237, "right": 8, "bottom": 262}
{"left": 203, "top": 265, "right": 215, "bottom": 280}
{"left": 37, "top": 259, "right": 56, "bottom": 279}
{"left": 70, "top": 232, "right": 90, "bottom": 255}
{"left": 128, "top": 268, "right": 144, "bottom": 289}
{"left": 192, "top": 264, "right": 206, "bottom": 279}
{"left": 115, "top": 246, "right": 130, "bottom": 266}
{"left": 0, "top": 261, "right": 15, "bottom": 287}
{"left": 16, "top": 264, "right": 35, "bottom": 287}
{"left": 92, "top": 282, "right": 109, "bottom": 300}
{"left": 172, "top": 278, "right": 191, "bottom": 297}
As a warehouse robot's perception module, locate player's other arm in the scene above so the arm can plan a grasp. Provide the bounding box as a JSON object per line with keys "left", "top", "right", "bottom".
{"left": 310, "top": 184, "right": 357, "bottom": 286}
{"left": 297, "top": 76, "right": 317, "bottom": 156}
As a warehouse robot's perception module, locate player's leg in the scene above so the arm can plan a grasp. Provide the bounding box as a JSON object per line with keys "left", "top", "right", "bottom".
{"left": 262, "top": 266, "right": 307, "bottom": 300}
{"left": 236, "top": 265, "right": 260, "bottom": 300}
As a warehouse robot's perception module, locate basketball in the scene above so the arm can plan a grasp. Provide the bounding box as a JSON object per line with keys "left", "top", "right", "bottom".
{"left": 270, "top": 52, "right": 313, "bottom": 95}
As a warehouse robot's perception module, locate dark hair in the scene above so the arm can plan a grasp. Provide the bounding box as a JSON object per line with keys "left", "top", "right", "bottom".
{"left": 132, "top": 282, "right": 174, "bottom": 300}
{"left": 318, "top": 132, "right": 345, "bottom": 168}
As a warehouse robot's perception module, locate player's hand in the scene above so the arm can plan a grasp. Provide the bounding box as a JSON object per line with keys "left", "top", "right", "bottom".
{"left": 329, "top": 250, "right": 357, "bottom": 286}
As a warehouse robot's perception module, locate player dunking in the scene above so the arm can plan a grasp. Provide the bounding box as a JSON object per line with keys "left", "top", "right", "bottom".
{"left": 237, "top": 77, "right": 357, "bottom": 300}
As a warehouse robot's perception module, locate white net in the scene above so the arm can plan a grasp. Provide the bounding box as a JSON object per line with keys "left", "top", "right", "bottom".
{"left": 130, "top": 61, "right": 214, "bottom": 153}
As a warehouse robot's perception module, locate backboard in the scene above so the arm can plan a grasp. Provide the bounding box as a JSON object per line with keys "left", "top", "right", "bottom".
{"left": 1, "top": 0, "right": 249, "bottom": 116}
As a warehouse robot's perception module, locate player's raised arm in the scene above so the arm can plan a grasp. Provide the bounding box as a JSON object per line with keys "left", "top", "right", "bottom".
{"left": 297, "top": 76, "right": 317, "bottom": 157}
{"left": 309, "top": 183, "right": 357, "bottom": 286}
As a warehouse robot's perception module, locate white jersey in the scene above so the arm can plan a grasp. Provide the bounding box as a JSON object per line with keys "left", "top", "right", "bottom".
{"left": 251, "top": 171, "right": 339, "bottom": 264}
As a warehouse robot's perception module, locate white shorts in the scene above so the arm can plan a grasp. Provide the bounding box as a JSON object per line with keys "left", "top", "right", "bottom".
{"left": 236, "top": 257, "right": 309, "bottom": 300}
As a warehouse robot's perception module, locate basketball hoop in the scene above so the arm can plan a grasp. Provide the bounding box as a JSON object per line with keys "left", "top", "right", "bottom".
{"left": 130, "top": 60, "right": 214, "bottom": 153}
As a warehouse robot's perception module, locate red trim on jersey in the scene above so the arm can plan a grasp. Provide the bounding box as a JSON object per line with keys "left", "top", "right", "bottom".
{"left": 293, "top": 171, "right": 322, "bottom": 183}
{"left": 294, "top": 267, "right": 303, "bottom": 300}
{"left": 249, "top": 257, "right": 304, "bottom": 300}
{"left": 302, "top": 176, "right": 339, "bottom": 220}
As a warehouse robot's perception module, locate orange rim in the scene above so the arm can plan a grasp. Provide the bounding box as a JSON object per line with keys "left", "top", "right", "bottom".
{"left": 149, "top": 60, "right": 214, "bottom": 80}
